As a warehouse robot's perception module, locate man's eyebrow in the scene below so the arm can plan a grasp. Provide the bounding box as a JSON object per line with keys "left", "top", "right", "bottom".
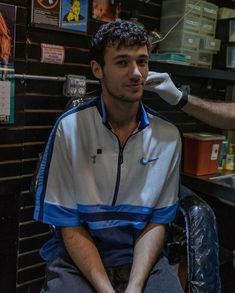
{"left": 138, "top": 55, "right": 149, "bottom": 59}
{"left": 113, "top": 54, "right": 130, "bottom": 60}
{"left": 113, "top": 54, "right": 149, "bottom": 60}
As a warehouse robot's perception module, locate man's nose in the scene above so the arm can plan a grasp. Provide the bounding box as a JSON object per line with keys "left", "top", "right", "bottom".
{"left": 130, "top": 62, "right": 141, "bottom": 77}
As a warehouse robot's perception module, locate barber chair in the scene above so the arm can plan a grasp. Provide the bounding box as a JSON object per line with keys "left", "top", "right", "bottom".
{"left": 168, "top": 185, "right": 221, "bottom": 292}
{"left": 30, "top": 98, "right": 221, "bottom": 293}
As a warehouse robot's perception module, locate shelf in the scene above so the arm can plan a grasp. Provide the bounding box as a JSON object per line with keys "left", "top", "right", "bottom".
{"left": 182, "top": 172, "right": 235, "bottom": 205}
{"left": 149, "top": 61, "right": 235, "bottom": 82}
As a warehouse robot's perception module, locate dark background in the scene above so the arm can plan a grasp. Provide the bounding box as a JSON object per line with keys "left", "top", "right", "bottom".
{"left": 0, "top": 0, "right": 234, "bottom": 292}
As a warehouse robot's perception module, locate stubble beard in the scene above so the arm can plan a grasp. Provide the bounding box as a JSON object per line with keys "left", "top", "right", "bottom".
{"left": 103, "top": 79, "right": 143, "bottom": 104}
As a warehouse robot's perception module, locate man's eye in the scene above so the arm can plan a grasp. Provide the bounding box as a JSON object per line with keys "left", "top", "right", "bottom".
{"left": 116, "top": 60, "right": 127, "bottom": 66}
{"left": 138, "top": 59, "right": 148, "bottom": 66}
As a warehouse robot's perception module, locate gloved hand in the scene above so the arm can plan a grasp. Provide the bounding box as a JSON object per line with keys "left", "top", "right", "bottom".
{"left": 144, "top": 71, "right": 183, "bottom": 105}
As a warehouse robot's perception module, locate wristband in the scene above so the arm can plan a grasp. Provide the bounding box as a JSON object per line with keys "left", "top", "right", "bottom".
{"left": 176, "top": 89, "right": 188, "bottom": 109}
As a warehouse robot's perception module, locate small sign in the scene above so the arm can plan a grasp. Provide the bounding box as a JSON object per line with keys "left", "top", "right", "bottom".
{"left": 0, "top": 66, "right": 15, "bottom": 124}
{"left": 0, "top": 80, "right": 11, "bottom": 117}
{"left": 31, "top": 0, "right": 60, "bottom": 28}
{"left": 40, "top": 43, "right": 65, "bottom": 64}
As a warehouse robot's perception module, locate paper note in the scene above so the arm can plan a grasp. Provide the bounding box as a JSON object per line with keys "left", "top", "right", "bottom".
{"left": 0, "top": 80, "right": 11, "bottom": 116}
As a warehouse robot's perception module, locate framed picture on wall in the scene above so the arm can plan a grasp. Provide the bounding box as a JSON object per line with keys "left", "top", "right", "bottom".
{"left": 92, "top": 0, "right": 121, "bottom": 22}
{"left": 60, "top": 0, "right": 89, "bottom": 33}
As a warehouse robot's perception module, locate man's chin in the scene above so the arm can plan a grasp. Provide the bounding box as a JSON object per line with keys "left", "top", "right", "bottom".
{"left": 123, "top": 90, "right": 143, "bottom": 101}
{"left": 121, "top": 95, "right": 142, "bottom": 103}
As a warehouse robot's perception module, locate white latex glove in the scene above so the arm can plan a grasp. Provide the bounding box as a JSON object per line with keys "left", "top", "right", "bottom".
{"left": 144, "top": 71, "right": 182, "bottom": 105}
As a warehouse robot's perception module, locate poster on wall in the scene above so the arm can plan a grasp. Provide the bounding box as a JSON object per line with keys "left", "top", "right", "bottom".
{"left": 0, "top": 3, "right": 16, "bottom": 65}
{"left": 92, "top": 0, "right": 121, "bottom": 22}
{"left": 31, "top": 0, "right": 60, "bottom": 29}
{"left": 0, "top": 2, "right": 16, "bottom": 124}
{"left": 60, "top": 0, "right": 89, "bottom": 33}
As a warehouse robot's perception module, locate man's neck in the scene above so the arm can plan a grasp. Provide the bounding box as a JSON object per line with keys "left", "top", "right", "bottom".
{"left": 103, "top": 96, "right": 140, "bottom": 146}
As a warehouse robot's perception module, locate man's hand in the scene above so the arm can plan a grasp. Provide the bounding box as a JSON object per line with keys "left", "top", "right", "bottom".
{"left": 62, "top": 226, "right": 115, "bottom": 293}
{"left": 124, "top": 283, "right": 142, "bottom": 293}
{"left": 124, "top": 224, "right": 166, "bottom": 293}
{"left": 144, "top": 71, "right": 182, "bottom": 105}
{"left": 124, "top": 286, "right": 142, "bottom": 293}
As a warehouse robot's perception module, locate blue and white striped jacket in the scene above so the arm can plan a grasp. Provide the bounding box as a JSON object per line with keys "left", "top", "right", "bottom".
{"left": 34, "top": 96, "right": 181, "bottom": 267}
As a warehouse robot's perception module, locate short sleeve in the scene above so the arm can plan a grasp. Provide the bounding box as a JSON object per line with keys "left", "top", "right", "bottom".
{"left": 34, "top": 122, "right": 81, "bottom": 227}
{"left": 150, "top": 132, "right": 181, "bottom": 224}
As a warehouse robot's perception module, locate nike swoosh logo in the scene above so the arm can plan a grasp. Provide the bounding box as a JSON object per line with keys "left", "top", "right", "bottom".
{"left": 140, "top": 157, "right": 159, "bottom": 165}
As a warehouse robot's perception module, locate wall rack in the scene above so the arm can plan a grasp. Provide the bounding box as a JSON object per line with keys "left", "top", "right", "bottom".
{"left": 14, "top": 74, "right": 99, "bottom": 84}
{"left": 150, "top": 61, "right": 235, "bottom": 82}
{"left": 14, "top": 74, "right": 99, "bottom": 97}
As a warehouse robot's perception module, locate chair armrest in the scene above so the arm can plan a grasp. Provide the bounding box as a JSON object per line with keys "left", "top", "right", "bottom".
{"left": 179, "top": 185, "right": 221, "bottom": 293}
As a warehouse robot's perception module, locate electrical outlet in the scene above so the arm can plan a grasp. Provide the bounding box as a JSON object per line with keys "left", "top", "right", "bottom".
{"left": 63, "top": 75, "right": 86, "bottom": 97}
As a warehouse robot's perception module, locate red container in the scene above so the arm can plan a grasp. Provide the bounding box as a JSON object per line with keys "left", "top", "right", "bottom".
{"left": 183, "top": 133, "right": 225, "bottom": 176}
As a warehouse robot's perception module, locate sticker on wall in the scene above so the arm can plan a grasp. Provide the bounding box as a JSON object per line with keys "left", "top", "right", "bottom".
{"left": 31, "top": 0, "right": 60, "bottom": 29}
{"left": 92, "top": 0, "right": 121, "bottom": 22}
{"left": 40, "top": 43, "right": 65, "bottom": 64}
{"left": 60, "top": 0, "right": 89, "bottom": 33}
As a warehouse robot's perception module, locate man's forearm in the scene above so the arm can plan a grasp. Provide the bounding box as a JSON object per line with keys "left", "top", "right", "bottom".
{"left": 61, "top": 226, "right": 114, "bottom": 293}
{"left": 183, "top": 95, "right": 235, "bottom": 130}
{"left": 125, "top": 223, "right": 166, "bottom": 292}
{"left": 145, "top": 71, "right": 235, "bottom": 130}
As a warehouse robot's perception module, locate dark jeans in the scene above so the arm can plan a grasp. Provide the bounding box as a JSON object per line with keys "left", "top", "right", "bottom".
{"left": 41, "top": 255, "right": 184, "bottom": 293}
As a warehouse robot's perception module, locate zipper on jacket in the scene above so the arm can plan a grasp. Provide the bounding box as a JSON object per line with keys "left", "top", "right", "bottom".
{"left": 112, "top": 144, "right": 123, "bottom": 206}
{"left": 111, "top": 131, "right": 138, "bottom": 205}
{"left": 106, "top": 113, "right": 145, "bottom": 205}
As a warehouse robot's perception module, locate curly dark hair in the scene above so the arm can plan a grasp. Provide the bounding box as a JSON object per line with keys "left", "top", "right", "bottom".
{"left": 90, "top": 20, "right": 150, "bottom": 67}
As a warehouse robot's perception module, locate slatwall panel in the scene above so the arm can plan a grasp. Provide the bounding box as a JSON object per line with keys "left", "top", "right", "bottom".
{"left": 0, "top": 1, "right": 28, "bottom": 293}
{"left": 0, "top": 1, "right": 229, "bottom": 293}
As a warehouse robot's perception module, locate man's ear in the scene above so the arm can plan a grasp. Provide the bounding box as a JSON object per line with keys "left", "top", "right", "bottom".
{"left": 90, "top": 60, "right": 103, "bottom": 80}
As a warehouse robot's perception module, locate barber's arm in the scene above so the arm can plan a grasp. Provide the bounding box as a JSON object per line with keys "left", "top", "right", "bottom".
{"left": 62, "top": 226, "right": 115, "bottom": 293}
{"left": 124, "top": 223, "right": 166, "bottom": 293}
{"left": 183, "top": 95, "right": 235, "bottom": 130}
{"left": 145, "top": 71, "right": 235, "bottom": 130}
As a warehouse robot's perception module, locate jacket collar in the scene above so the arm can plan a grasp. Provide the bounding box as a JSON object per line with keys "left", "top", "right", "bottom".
{"left": 96, "top": 96, "right": 149, "bottom": 131}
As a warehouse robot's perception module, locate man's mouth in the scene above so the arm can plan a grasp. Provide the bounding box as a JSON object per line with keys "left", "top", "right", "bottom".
{"left": 126, "top": 83, "right": 143, "bottom": 89}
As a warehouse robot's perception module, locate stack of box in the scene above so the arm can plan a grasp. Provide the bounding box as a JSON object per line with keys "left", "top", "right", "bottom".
{"left": 159, "top": 0, "right": 221, "bottom": 68}
{"left": 214, "top": 7, "right": 235, "bottom": 69}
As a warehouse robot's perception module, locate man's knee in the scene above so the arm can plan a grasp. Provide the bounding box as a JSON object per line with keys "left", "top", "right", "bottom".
{"left": 42, "top": 256, "right": 95, "bottom": 293}
{"left": 144, "top": 257, "right": 184, "bottom": 293}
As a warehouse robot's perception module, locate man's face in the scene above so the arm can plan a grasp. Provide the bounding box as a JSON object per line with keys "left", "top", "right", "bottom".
{"left": 92, "top": 44, "right": 149, "bottom": 104}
